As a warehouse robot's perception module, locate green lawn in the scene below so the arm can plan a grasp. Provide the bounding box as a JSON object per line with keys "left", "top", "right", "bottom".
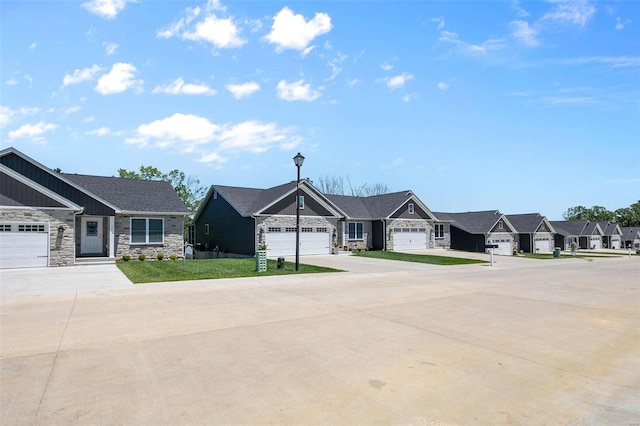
{"left": 351, "top": 250, "right": 487, "bottom": 265}
{"left": 117, "top": 258, "right": 342, "bottom": 284}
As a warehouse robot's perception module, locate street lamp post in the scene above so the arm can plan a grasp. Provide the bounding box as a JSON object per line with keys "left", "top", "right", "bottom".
{"left": 293, "top": 152, "right": 305, "bottom": 271}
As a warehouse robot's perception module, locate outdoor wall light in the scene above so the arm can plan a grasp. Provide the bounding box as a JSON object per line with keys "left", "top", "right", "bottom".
{"left": 58, "top": 225, "right": 65, "bottom": 232}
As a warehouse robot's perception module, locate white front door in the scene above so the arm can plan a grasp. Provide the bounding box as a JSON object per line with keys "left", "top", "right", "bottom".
{"left": 81, "top": 217, "right": 103, "bottom": 255}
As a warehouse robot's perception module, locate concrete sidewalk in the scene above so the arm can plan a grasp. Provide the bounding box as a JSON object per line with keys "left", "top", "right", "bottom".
{"left": 1, "top": 255, "right": 638, "bottom": 425}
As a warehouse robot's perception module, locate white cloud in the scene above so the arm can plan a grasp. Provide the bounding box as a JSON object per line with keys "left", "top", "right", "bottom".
{"left": 511, "top": 20, "right": 539, "bottom": 47}
{"left": 564, "top": 56, "right": 640, "bottom": 68}
{"left": 276, "top": 79, "right": 322, "bottom": 101}
{"left": 0, "top": 106, "right": 40, "bottom": 127}
{"left": 381, "top": 158, "right": 405, "bottom": 170}
{"left": 385, "top": 73, "right": 414, "bottom": 89}
{"left": 95, "top": 62, "right": 142, "bottom": 94}
{"left": 29, "top": 42, "right": 37, "bottom": 50}
{"left": 6, "top": 78, "right": 18, "bottom": 86}
{"left": 225, "top": 81, "right": 260, "bottom": 99}
{"left": 264, "top": 7, "right": 332, "bottom": 52}
{"left": 326, "top": 53, "right": 347, "bottom": 81}
{"left": 152, "top": 77, "right": 216, "bottom": 95}
{"left": 183, "top": 15, "right": 245, "bottom": 48}
{"left": 402, "top": 93, "right": 417, "bottom": 103}
{"left": 86, "top": 127, "right": 124, "bottom": 136}
{"left": 346, "top": 78, "right": 360, "bottom": 87}
{"left": 104, "top": 42, "right": 118, "bottom": 55}
{"left": 158, "top": 4, "right": 245, "bottom": 50}
{"left": 431, "top": 17, "right": 445, "bottom": 30}
{"left": 217, "top": 120, "right": 301, "bottom": 153}
{"left": 615, "top": 17, "right": 630, "bottom": 30}
{"left": 126, "top": 112, "right": 302, "bottom": 164}
{"left": 439, "top": 30, "right": 506, "bottom": 54}
{"left": 437, "top": 82, "right": 449, "bottom": 90}
{"left": 542, "top": 0, "right": 596, "bottom": 27}
{"left": 81, "top": 0, "right": 134, "bottom": 20}
{"left": 380, "top": 62, "right": 394, "bottom": 71}
{"left": 63, "top": 65, "right": 102, "bottom": 86}
{"left": 8, "top": 122, "right": 57, "bottom": 142}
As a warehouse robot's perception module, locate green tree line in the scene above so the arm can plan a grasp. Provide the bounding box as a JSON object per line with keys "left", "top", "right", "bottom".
{"left": 563, "top": 201, "right": 640, "bottom": 227}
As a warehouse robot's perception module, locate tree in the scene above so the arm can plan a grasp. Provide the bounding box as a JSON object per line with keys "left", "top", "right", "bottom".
{"left": 316, "top": 174, "right": 389, "bottom": 196}
{"left": 615, "top": 201, "right": 640, "bottom": 227}
{"left": 118, "top": 166, "right": 206, "bottom": 213}
{"left": 563, "top": 201, "right": 639, "bottom": 226}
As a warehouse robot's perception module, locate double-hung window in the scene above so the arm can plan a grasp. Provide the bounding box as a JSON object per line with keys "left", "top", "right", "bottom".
{"left": 348, "top": 222, "right": 363, "bottom": 240}
{"left": 434, "top": 224, "right": 444, "bottom": 239}
{"left": 131, "top": 218, "right": 164, "bottom": 244}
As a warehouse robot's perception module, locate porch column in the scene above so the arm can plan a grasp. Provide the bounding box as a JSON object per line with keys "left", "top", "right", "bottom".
{"left": 109, "top": 216, "right": 115, "bottom": 258}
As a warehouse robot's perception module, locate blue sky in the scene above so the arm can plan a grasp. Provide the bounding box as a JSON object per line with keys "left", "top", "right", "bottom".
{"left": 1, "top": 0, "right": 638, "bottom": 220}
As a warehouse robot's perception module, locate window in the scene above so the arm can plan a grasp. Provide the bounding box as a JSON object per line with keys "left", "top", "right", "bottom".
{"left": 348, "top": 222, "right": 363, "bottom": 239}
{"left": 434, "top": 224, "right": 444, "bottom": 239}
{"left": 204, "top": 224, "right": 210, "bottom": 235}
{"left": 298, "top": 195, "right": 305, "bottom": 209}
{"left": 86, "top": 221, "right": 98, "bottom": 236}
{"left": 316, "top": 227, "right": 327, "bottom": 233}
{"left": 301, "top": 227, "right": 313, "bottom": 232}
{"left": 131, "top": 218, "right": 164, "bottom": 244}
{"left": 285, "top": 227, "right": 297, "bottom": 232}
{"left": 18, "top": 224, "right": 45, "bottom": 232}
{"left": 268, "top": 227, "right": 281, "bottom": 232}
{"left": 0, "top": 224, "right": 11, "bottom": 232}
{"left": 408, "top": 203, "right": 415, "bottom": 214}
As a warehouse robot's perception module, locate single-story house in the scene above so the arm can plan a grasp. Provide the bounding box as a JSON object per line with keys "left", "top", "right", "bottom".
{"left": 193, "top": 180, "right": 342, "bottom": 258}
{"left": 550, "top": 220, "right": 604, "bottom": 250}
{"left": 433, "top": 210, "right": 517, "bottom": 255}
{"left": 193, "top": 179, "right": 438, "bottom": 257}
{"left": 325, "top": 190, "right": 438, "bottom": 251}
{"left": 595, "top": 221, "right": 623, "bottom": 249}
{"left": 505, "top": 213, "right": 556, "bottom": 253}
{"left": 621, "top": 227, "right": 640, "bottom": 249}
{"left": 0, "top": 147, "right": 190, "bottom": 269}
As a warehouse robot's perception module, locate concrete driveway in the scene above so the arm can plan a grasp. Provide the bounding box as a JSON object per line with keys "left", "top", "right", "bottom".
{"left": 1, "top": 253, "right": 638, "bottom": 425}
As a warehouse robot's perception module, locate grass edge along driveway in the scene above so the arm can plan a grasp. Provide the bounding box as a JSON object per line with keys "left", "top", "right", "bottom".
{"left": 351, "top": 250, "right": 487, "bottom": 265}
{"left": 117, "top": 258, "right": 342, "bottom": 284}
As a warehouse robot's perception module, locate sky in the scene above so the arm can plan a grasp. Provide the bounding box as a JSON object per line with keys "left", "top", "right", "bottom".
{"left": 1, "top": 0, "right": 639, "bottom": 220}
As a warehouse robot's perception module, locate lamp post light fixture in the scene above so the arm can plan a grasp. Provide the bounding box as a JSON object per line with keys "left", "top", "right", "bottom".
{"left": 293, "top": 152, "right": 305, "bottom": 271}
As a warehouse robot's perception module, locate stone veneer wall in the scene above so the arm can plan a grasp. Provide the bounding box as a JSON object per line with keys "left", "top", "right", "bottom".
{"left": 0, "top": 207, "right": 76, "bottom": 266}
{"left": 386, "top": 219, "right": 433, "bottom": 252}
{"left": 433, "top": 223, "right": 451, "bottom": 249}
{"left": 257, "top": 216, "right": 338, "bottom": 249}
{"left": 114, "top": 215, "right": 185, "bottom": 259}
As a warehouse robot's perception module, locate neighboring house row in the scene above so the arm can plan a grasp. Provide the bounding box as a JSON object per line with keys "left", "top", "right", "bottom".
{"left": 0, "top": 147, "right": 190, "bottom": 269}
{"left": 549, "top": 220, "right": 627, "bottom": 250}
{"left": 193, "top": 179, "right": 440, "bottom": 258}
{"left": 621, "top": 227, "right": 640, "bottom": 249}
{"left": 433, "top": 211, "right": 555, "bottom": 256}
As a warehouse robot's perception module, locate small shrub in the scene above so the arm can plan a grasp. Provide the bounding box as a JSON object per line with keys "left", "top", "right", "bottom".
{"left": 122, "top": 255, "right": 131, "bottom": 262}
{"left": 258, "top": 243, "right": 268, "bottom": 250}
{"left": 157, "top": 253, "right": 164, "bottom": 261}
{"left": 138, "top": 253, "right": 146, "bottom": 261}
{"left": 169, "top": 254, "right": 177, "bottom": 260}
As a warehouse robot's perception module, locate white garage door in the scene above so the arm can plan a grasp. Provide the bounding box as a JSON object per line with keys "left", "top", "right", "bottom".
{"left": 0, "top": 223, "right": 49, "bottom": 269}
{"left": 590, "top": 237, "right": 602, "bottom": 250}
{"left": 394, "top": 229, "right": 427, "bottom": 251}
{"left": 488, "top": 240, "right": 512, "bottom": 256}
{"left": 266, "top": 226, "right": 330, "bottom": 257}
{"left": 611, "top": 238, "right": 621, "bottom": 249}
{"left": 534, "top": 239, "right": 551, "bottom": 253}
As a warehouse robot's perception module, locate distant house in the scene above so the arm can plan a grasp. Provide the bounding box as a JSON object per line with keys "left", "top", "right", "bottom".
{"left": 505, "top": 213, "right": 556, "bottom": 253}
{"left": 434, "top": 210, "right": 517, "bottom": 255}
{"left": 550, "top": 220, "right": 604, "bottom": 250}
{"left": 595, "top": 221, "right": 623, "bottom": 249}
{"left": 193, "top": 180, "right": 439, "bottom": 257}
{"left": 620, "top": 227, "right": 640, "bottom": 249}
{"left": 0, "top": 147, "right": 190, "bottom": 269}
{"left": 193, "top": 180, "right": 342, "bottom": 258}
{"left": 326, "top": 191, "right": 438, "bottom": 252}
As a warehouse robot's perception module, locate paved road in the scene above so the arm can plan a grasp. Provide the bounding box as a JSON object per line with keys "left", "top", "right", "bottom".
{"left": 1, "top": 253, "right": 638, "bottom": 425}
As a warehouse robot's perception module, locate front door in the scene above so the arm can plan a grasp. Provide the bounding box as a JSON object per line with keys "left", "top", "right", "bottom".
{"left": 81, "top": 217, "right": 103, "bottom": 255}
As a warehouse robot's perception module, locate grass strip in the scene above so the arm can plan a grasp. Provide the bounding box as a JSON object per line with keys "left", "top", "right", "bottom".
{"left": 351, "top": 250, "right": 487, "bottom": 265}
{"left": 117, "top": 258, "right": 341, "bottom": 284}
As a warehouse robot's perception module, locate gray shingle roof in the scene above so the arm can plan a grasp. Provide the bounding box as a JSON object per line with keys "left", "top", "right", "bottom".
{"left": 620, "top": 227, "right": 640, "bottom": 240}
{"left": 326, "top": 190, "right": 417, "bottom": 219}
{"left": 214, "top": 181, "right": 297, "bottom": 216}
{"left": 549, "top": 220, "right": 588, "bottom": 236}
{"left": 505, "top": 213, "right": 545, "bottom": 233}
{"left": 433, "top": 210, "right": 504, "bottom": 233}
{"left": 62, "top": 173, "right": 189, "bottom": 213}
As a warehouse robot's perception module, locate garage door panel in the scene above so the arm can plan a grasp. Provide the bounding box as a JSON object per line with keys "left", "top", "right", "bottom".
{"left": 266, "top": 230, "right": 330, "bottom": 257}
{"left": 394, "top": 232, "right": 427, "bottom": 251}
{"left": 0, "top": 230, "right": 49, "bottom": 268}
{"left": 534, "top": 240, "right": 551, "bottom": 253}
